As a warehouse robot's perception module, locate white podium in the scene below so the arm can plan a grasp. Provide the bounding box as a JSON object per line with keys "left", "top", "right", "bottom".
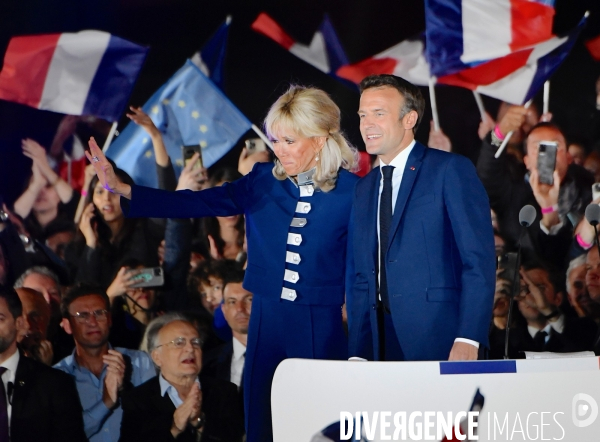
{"left": 271, "top": 357, "right": 600, "bottom": 441}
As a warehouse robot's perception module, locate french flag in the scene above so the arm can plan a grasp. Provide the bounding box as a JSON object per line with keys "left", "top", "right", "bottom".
{"left": 336, "top": 35, "right": 430, "bottom": 86}
{"left": 425, "top": 0, "right": 555, "bottom": 78}
{"left": 438, "top": 14, "right": 587, "bottom": 105}
{"left": 0, "top": 30, "right": 148, "bottom": 122}
{"left": 251, "top": 13, "right": 350, "bottom": 81}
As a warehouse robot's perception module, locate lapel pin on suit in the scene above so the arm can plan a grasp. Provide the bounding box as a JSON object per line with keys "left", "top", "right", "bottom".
{"left": 18, "top": 381, "right": 24, "bottom": 386}
{"left": 410, "top": 166, "right": 415, "bottom": 170}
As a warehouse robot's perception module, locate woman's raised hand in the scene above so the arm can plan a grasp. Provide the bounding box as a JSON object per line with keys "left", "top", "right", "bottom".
{"left": 85, "top": 137, "right": 132, "bottom": 199}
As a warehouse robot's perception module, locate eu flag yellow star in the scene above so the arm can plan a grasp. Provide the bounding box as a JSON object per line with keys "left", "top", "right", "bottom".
{"left": 162, "top": 99, "right": 170, "bottom": 105}
{"left": 142, "top": 138, "right": 149, "bottom": 145}
{"left": 191, "top": 111, "right": 200, "bottom": 119}
{"left": 200, "top": 140, "right": 208, "bottom": 148}
{"left": 178, "top": 100, "right": 186, "bottom": 108}
{"left": 145, "top": 150, "right": 153, "bottom": 158}
{"left": 199, "top": 125, "right": 208, "bottom": 133}
{"left": 151, "top": 106, "right": 159, "bottom": 115}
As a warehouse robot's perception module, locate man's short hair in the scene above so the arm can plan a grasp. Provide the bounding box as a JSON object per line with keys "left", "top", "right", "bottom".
{"left": 359, "top": 74, "right": 425, "bottom": 134}
{"left": 222, "top": 268, "right": 246, "bottom": 294}
{"left": 14, "top": 266, "right": 60, "bottom": 289}
{"left": 61, "top": 283, "right": 110, "bottom": 319}
{"left": 524, "top": 122, "right": 567, "bottom": 155}
{"left": 522, "top": 260, "right": 564, "bottom": 295}
{"left": 145, "top": 312, "right": 204, "bottom": 354}
{"left": 566, "top": 255, "right": 587, "bottom": 293}
{"left": 0, "top": 286, "right": 23, "bottom": 319}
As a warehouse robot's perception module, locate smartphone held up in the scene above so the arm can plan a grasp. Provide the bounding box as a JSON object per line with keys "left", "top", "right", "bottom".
{"left": 536, "top": 141, "right": 558, "bottom": 186}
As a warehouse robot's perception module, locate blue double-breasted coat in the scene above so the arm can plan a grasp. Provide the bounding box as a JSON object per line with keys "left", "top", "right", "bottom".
{"left": 122, "top": 162, "right": 359, "bottom": 441}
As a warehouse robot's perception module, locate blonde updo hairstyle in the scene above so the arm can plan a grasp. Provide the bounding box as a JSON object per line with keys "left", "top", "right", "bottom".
{"left": 265, "top": 85, "right": 357, "bottom": 192}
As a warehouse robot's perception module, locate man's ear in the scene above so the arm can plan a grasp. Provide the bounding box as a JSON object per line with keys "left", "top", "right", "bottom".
{"left": 151, "top": 349, "right": 162, "bottom": 368}
{"left": 402, "top": 110, "right": 418, "bottom": 131}
{"left": 61, "top": 317, "right": 73, "bottom": 335}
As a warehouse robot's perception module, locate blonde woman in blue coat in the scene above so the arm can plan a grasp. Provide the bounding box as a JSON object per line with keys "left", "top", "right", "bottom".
{"left": 86, "top": 85, "right": 358, "bottom": 442}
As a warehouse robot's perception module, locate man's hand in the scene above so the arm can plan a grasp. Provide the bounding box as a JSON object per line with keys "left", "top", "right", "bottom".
{"left": 176, "top": 152, "right": 207, "bottom": 191}
{"left": 448, "top": 341, "right": 478, "bottom": 361}
{"left": 498, "top": 106, "right": 529, "bottom": 137}
{"left": 427, "top": 121, "right": 452, "bottom": 152}
{"left": 102, "top": 350, "right": 126, "bottom": 409}
{"left": 529, "top": 169, "right": 560, "bottom": 230}
{"left": 478, "top": 111, "right": 496, "bottom": 140}
{"left": 519, "top": 269, "right": 556, "bottom": 318}
{"left": 238, "top": 147, "right": 270, "bottom": 176}
{"left": 172, "top": 383, "right": 202, "bottom": 437}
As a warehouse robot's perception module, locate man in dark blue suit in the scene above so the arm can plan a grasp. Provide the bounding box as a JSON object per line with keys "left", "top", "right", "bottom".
{"left": 348, "top": 75, "right": 496, "bottom": 361}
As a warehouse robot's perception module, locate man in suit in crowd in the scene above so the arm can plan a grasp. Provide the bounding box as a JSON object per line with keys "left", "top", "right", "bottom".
{"left": 348, "top": 74, "right": 496, "bottom": 361}
{"left": 204, "top": 268, "right": 251, "bottom": 389}
{"left": 0, "top": 286, "right": 87, "bottom": 442}
{"left": 119, "top": 313, "right": 244, "bottom": 442}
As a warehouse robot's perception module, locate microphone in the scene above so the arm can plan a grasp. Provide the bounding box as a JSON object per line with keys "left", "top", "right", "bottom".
{"left": 585, "top": 203, "right": 600, "bottom": 251}
{"left": 519, "top": 205, "right": 537, "bottom": 227}
{"left": 504, "top": 205, "right": 537, "bottom": 360}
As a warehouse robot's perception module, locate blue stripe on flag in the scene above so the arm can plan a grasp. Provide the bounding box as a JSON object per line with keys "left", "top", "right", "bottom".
{"left": 523, "top": 15, "right": 586, "bottom": 104}
{"left": 83, "top": 35, "right": 148, "bottom": 122}
{"left": 439, "top": 360, "right": 517, "bottom": 375}
{"left": 424, "top": 0, "right": 468, "bottom": 77}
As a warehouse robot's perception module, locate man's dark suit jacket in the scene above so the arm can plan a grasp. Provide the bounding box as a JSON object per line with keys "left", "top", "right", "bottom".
{"left": 11, "top": 351, "right": 87, "bottom": 442}
{"left": 348, "top": 142, "right": 496, "bottom": 361}
{"left": 203, "top": 341, "right": 233, "bottom": 383}
{"left": 119, "top": 374, "right": 244, "bottom": 442}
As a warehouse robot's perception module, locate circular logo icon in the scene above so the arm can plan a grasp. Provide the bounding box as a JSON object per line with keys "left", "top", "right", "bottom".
{"left": 572, "top": 393, "right": 599, "bottom": 428}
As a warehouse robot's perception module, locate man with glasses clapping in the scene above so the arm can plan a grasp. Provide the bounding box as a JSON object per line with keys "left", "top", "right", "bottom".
{"left": 54, "top": 283, "right": 156, "bottom": 442}
{"left": 119, "top": 313, "right": 244, "bottom": 442}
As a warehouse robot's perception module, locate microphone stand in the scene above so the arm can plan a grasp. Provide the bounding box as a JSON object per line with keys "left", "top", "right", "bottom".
{"left": 504, "top": 227, "right": 526, "bottom": 360}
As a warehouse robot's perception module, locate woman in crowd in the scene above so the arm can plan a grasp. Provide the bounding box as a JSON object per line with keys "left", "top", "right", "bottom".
{"left": 13, "top": 138, "right": 79, "bottom": 242}
{"left": 85, "top": 85, "right": 358, "bottom": 442}
{"left": 65, "top": 166, "right": 163, "bottom": 288}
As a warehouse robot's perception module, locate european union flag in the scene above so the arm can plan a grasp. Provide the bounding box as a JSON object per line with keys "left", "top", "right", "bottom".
{"left": 106, "top": 60, "right": 252, "bottom": 188}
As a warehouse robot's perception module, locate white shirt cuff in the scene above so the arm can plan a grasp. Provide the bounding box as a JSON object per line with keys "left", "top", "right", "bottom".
{"left": 348, "top": 357, "right": 367, "bottom": 361}
{"left": 454, "top": 338, "right": 479, "bottom": 349}
{"left": 539, "top": 220, "right": 564, "bottom": 236}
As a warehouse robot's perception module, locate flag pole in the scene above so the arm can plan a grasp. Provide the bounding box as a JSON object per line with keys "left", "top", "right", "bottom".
{"left": 494, "top": 99, "right": 532, "bottom": 159}
{"left": 428, "top": 77, "right": 440, "bottom": 131}
{"left": 473, "top": 91, "right": 486, "bottom": 120}
{"left": 543, "top": 81, "right": 550, "bottom": 115}
{"left": 102, "top": 122, "right": 118, "bottom": 153}
{"left": 251, "top": 124, "right": 273, "bottom": 150}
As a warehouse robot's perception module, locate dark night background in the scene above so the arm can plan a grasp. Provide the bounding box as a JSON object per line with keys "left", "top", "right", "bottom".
{"left": 1, "top": 0, "right": 600, "bottom": 205}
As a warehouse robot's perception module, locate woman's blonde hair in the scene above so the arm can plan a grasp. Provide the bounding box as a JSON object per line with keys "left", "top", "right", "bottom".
{"left": 264, "top": 85, "right": 357, "bottom": 192}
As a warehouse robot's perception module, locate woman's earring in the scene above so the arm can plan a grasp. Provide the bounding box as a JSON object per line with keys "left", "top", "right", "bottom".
{"left": 315, "top": 154, "right": 320, "bottom": 162}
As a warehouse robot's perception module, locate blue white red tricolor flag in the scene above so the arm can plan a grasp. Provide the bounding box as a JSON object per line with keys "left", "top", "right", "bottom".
{"left": 0, "top": 30, "right": 148, "bottom": 122}
{"left": 336, "top": 35, "right": 430, "bottom": 86}
{"left": 425, "top": 0, "right": 555, "bottom": 78}
{"left": 251, "top": 12, "right": 350, "bottom": 82}
{"left": 437, "top": 14, "right": 587, "bottom": 105}
{"left": 190, "top": 16, "right": 232, "bottom": 90}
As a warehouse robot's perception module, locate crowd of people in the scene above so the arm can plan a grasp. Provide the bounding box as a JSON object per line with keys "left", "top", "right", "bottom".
{"left": 0, "top": 73, "right": 600, "bottom": 441}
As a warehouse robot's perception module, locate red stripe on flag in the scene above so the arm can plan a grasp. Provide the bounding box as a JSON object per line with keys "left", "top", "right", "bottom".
{"left": 251, "top": 13, "right": 295, "bottom": 50}
{"left": 336, "top": 58, "right": 397, "bottom": 84}
{"left": 0, "top": 34, "right": 60, "bottom": 108}
{"left": 585, "top": 34, "right": 600, "bottom": 61}
{"left": 438, "top": 48, "right": 532, "bottom": 90}
{"left": 509, "top": 1, "right": 554, "bottom": 52}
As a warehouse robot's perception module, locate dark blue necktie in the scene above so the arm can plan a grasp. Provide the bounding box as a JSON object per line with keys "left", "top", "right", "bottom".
{"left": 0, "top": 367, "right": 9, "bottom": 442}
{"left": 379, "top": 166, "right": 395, "bottom": 311}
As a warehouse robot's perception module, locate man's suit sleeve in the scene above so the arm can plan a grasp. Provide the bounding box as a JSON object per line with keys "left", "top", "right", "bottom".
{"left": 347, "top": 187, "right": 374, "bottom": 360}
{"left": 50, "top": 370, "right": 88, "bottom": 442}
{"left": 119, "top": 389, "right": 177, "bottom": 442}
{"left": 444, "top": 155, "right": 496, "bottom": 348}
